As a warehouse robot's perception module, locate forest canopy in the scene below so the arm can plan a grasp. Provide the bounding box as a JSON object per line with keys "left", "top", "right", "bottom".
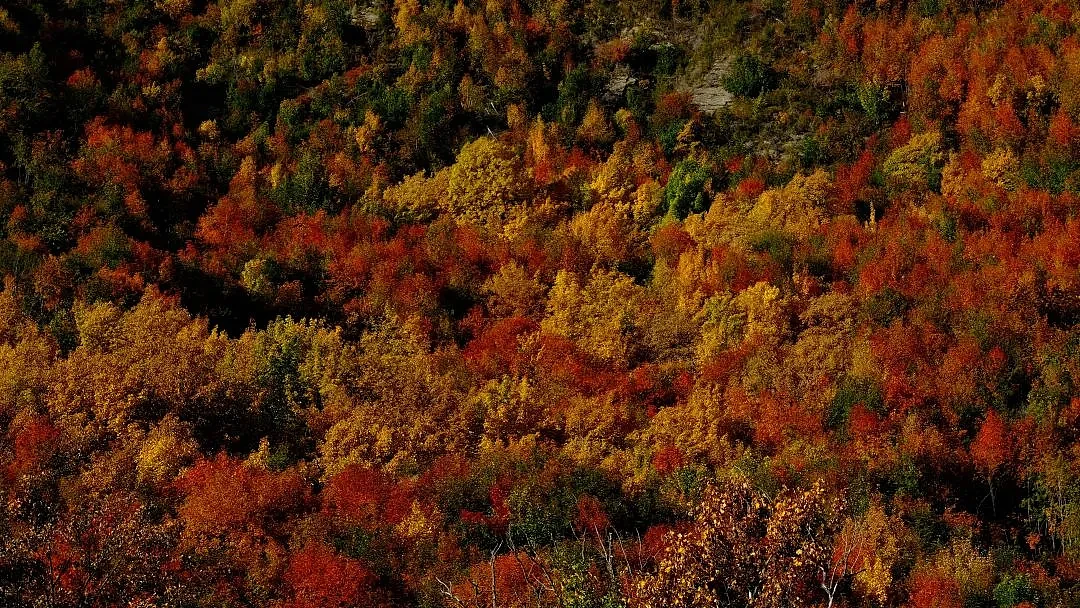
{"left": 2, "top": 0, "right": 1080, "bottom": 606}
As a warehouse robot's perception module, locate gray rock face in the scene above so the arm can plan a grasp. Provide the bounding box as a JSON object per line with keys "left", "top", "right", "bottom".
{"left": 604, "top": 65, "right": 637, "bottom": 103}
{"left": 690, "top": 57, "right": 733, "bottom": 114}
{"left": 351, "top": 4, "right": 382, "bottom": 28}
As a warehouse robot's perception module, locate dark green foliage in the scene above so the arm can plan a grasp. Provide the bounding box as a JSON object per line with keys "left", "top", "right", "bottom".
{"left": 856, "top": 81, "right": 886, "bottom": 124}
{"left": 993, "top": 574, "right": 1036, "bottom": 608}
{"left": 48, "top": 307, "right": 78, "bottom": 354}
{"left": 826, "top": 376, "right": 885, "bottom": 430}
{"left": 797, "top": 135, "right": 823, "bottom": 169}
{"left": 934, "top": 210, "right": 958, "bottom": 243}
{"left": 663, "top": 159, "right": 712, "bottom": 218}
{"left": 748, "top": 229, "right": 795, "bottom": 269}
{"left": 721, "top": 53, "right": 773, "bottom": 97}
{"left": 864, "top": 287, "right": 909, "bottom": 326}
{"left": 656, "top": 118, "right": 688, "bottom": 157}
{"left": 804, "top": 235, "right": 833, "bottom": 278}
{"left": 557, "top": 66, "right": 593, "bottom": 127}
{"left": 918, "top": 0, "right": 944, "bottom": 17}
{"left": 654, "top": 43, "right": 683, "bottom": 77}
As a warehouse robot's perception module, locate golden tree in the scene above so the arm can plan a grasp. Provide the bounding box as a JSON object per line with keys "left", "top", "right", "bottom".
{"left": 629, "top": 479, "right": 843, "bottom": 608}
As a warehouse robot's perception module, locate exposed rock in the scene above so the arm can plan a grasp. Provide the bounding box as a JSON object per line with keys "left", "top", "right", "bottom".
{"left": 351, "top": 4, "right": 382, "bottom": 28}
{"left": 603, "top": 64, "right": 637, "bottom": 103}
{"left": 689, "top": 57, "right": 733, "bottom": 114}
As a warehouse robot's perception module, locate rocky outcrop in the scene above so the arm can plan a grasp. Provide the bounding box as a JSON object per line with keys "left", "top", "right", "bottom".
{"left": 689, "top": 57, "right": 733, "bottom": 114}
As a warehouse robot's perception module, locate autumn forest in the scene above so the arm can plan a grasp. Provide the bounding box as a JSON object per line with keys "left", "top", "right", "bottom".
{"left": 1, "top": 0, "right": 1080, "bottom": 606}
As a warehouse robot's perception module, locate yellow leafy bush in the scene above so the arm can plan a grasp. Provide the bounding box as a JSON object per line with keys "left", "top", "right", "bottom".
{"left": 882, "top": 131, "right": 944, "bottom": 194}
{"left": 443, "top": 136, "right": 528, "bottom": 225}
{"left": 542, "top": 269, "right": 646, "bottom": 367}
{"left": 137, "top": 414, "right": 198, "bottom": 486}
{"left": 980, "top": 147, "right": 1020, "bottom": 191}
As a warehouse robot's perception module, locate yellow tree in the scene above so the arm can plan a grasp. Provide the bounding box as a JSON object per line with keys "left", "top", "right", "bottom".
{"left": 541, "top": 269, "right": 647, "bottom": 368}
{"left": 882, "top": 131, "right": 944, "bottom": 198}
{"left": 443, "top": 137, "right": 530, "bottom": 227}
{"left": 629, "top": 479, "right": 842, "bottom": 608}
{"left": 0, "top": 282, "right": 56, "bottom": 425}
{"left": 46, "top": 290, "right": 226, "bottom": 449}
{"left": 818, "top": 501, "right": 902, "bottom": 608}
{"left": 483, "top": 262, "right": 545, "bottom": 319}
{"left": 136, "top": 414, "right": 199, "bottom": 488}
{"left": 317, "top": 315, "right": 469, "bottom": 475}
{"left": 380, "top": 167, "right": 447, "bottom": 223}
{"left": 744, "top": 170, "right": 831, "bottom": 239}
{"left": 569, "top": 200, "right": 646, "bottom": 269}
